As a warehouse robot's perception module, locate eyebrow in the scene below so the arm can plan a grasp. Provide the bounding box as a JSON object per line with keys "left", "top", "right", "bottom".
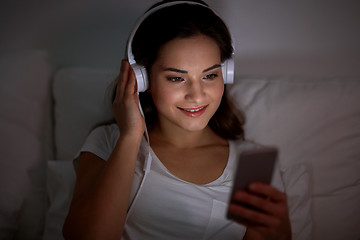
{"left": 203, "top": 64, "right": 222, "bottom": 73}
{"left": 163, "top": 64, "right": 222, "bottom": 74}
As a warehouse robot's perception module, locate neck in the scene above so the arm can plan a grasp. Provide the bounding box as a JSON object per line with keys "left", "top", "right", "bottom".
{"left": 149, "top": 124, "right": 225, "bottom": 149}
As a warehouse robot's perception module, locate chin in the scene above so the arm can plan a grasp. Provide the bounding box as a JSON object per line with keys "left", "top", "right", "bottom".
{"left": 178, "top": 119, "right": 210, "bottom": 132}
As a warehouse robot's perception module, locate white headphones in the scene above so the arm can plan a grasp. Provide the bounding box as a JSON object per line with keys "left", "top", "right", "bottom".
{"left": 127, "top": 1, "right": 235, "bottom": 92}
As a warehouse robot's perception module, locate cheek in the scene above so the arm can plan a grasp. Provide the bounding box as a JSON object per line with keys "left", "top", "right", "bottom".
{"left": 153, "top": 89, "right": 173, "bottom": 104}
{"left": 150, "top": 84, "right": 182, "bottom": 108}
{"left": 212, "top": 83, "right": 225, "bottom": 102}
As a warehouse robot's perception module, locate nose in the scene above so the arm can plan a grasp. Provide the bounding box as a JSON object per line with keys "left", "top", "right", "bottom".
{"left": 185, "top": 80, "right": 205, "bottom": 102}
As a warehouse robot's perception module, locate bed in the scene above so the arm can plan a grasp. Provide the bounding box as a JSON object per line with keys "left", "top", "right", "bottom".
{"left": 0, "top": 49, "right": 359, "bottom": 239}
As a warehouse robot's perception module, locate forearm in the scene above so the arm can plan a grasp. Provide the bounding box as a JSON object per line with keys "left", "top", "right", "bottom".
{"left": 64, "top": 134, "right": 142, "bottom": 240}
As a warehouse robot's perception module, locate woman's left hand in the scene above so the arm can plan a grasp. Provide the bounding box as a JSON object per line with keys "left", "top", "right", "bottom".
{"left": 228, "top": 182, "right": 292, "bottom": 240}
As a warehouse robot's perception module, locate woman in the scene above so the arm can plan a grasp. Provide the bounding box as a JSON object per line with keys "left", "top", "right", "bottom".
{"left": 63, "top": 1, "right": 292, "bottom": 239}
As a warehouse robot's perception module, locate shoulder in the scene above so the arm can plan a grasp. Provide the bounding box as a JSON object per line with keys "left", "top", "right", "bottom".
{"left": 227, "top": 139, "right": 258, "bottom": 169}
{"left": 78, "top": 123, "right": 120, "bottom": 161}
{"left": 91, "top": 123, "right": 119, "bottom": 137}
{"left": 229, "top": 139, "right": 261, "bottom": 154}
{"left": 89, "top": 123, "right": 119, "bottom": 144}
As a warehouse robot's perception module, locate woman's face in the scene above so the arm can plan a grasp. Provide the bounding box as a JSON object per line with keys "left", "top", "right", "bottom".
{"left": 149, "top": 34, "right": 224, "bottom": 133}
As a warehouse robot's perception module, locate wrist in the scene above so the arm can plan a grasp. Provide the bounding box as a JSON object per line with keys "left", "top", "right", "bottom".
{"left": 118, "top": 131, "right": 144, "bottom": 145}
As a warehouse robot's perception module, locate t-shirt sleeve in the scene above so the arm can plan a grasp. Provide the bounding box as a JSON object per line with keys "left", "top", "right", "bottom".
{"left": 75, "top": 123, "right": 119, "bottom": 161}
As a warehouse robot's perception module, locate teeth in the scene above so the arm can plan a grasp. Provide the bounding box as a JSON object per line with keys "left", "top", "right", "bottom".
{"left": 184, "top": 106, "right": 205, "bottom": 112}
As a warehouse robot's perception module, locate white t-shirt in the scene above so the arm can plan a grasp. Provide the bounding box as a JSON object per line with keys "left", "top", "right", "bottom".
{"left": 77, "top": 124, "right": 311, "bottom": 240}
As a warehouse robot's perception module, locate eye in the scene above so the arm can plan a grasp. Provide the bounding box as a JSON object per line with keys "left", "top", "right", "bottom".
{"left": 167, "top": 76, "right": 184, "bottom": 82}
{"left": 203, "top": 73, "right": 218, "bottom": 80}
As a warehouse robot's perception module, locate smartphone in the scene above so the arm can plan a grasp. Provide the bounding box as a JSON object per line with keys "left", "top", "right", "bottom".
{"left": 227, "top": 146, "right": 278, "bottom": 221}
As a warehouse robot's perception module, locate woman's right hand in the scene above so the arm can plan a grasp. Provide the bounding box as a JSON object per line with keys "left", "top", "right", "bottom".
{"left": 112, "top": 59, "right": 145, "bottom": 138}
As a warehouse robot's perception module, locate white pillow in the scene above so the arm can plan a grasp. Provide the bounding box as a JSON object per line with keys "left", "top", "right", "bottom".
{"left": 281, "top": 164, "right": 312, "bottom": 239}
{"left": 53, "top": 68, "right": 117, "bottom": 160}
{"left": 229, "top": 76, "right": 360, "bottom": 240}
{"left": 0, "top": 49, "right": 52, "bottom": 239}
{"left": 43, "top": 161, "right": 76, "bottom": 240}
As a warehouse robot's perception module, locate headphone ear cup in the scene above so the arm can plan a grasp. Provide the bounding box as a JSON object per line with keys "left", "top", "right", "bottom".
{"left": 131, "top": 64, "right": 149, "bottom": 92}
{"left": 221, "top": 58, "right": 235, "bottom": 84}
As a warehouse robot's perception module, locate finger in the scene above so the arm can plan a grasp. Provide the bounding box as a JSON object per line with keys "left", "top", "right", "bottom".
{"left": 247, "top": 224, "right": 277, "bottom": 237}
{"left": 232, "top": 190, "right": 287, "bottom": 220}
{"left": 232, "top": 190, "right": 272, "bottom": 212}
{"left": 248, "top": 182, "right": 287, "bottom": 203}
{"left": 124, "top": 64, "right": 137, "bottom": 98}
{"left": 116, "top": 59, "right": 131, "bottom": 100}
{"left": 228, "top": 202, "right": 280, "bottom": 228}
{"left": 246, "top": 184, "right": 289, "bottom": 217}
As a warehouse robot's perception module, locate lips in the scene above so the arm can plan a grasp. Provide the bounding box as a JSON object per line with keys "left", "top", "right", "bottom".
{"left": 178, "top": 105, "right": 208, "bottom": 117}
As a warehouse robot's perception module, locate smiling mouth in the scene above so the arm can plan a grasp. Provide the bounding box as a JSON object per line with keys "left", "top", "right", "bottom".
{"left": 177, "top": 105, "right": 208, "bottom": 117}
{"left": 180, "top": 106, "right": 207, "bottom": 112}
